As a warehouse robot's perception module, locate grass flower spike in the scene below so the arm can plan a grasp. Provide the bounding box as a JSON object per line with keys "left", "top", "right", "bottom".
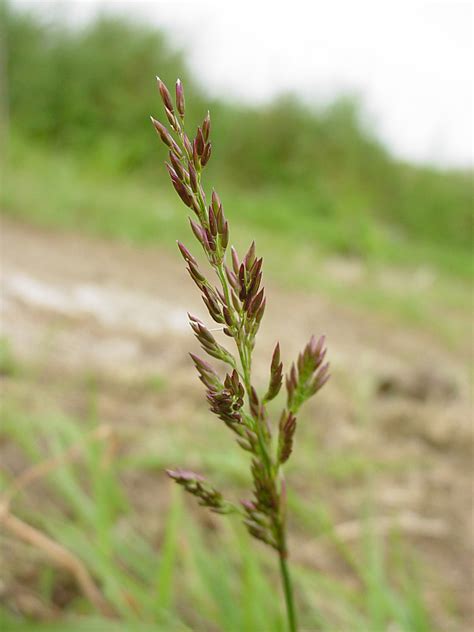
{"left": 152, "top": 78, "right": 330, "bottom": 632}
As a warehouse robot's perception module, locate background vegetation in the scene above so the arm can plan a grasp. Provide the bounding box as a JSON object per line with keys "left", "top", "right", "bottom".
{"left": 2, "top": 5, "right": 472, "bottom": 275}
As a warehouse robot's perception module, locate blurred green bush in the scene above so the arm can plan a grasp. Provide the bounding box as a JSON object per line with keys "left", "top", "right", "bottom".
{"left": 2, "top": 3, "right": 473, "bottom": 260}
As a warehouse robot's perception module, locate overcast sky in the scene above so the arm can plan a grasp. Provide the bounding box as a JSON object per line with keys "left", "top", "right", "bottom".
{"left": 13, "top": 0, "right": 474, "bottom": 167}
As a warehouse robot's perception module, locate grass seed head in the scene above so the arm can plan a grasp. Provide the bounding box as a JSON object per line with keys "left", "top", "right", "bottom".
{"left": 152, "top": 80, "right": 329, "bottom": 629}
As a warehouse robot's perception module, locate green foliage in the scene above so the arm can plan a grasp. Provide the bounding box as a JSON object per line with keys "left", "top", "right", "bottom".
{"left": 3, "top": 5, "right": 203, "bottom": 172}
{"left": 2, "top": 3, "right": 472, "bottom": 262}
{"left": 0, "top": 402, "right": 433, "bottom": 631}
{"left": 0, "top": 337, "right": 19, "bottom": 377}
{"left": 145, "top": 373, "right": 167, "bottom": 393}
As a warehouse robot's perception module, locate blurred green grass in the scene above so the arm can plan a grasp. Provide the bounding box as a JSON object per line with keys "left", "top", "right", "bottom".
{"left": 0, "top": 394, "right": 433, "bottom": 632}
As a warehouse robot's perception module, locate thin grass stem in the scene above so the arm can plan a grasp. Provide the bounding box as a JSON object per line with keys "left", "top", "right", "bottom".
{"left": 279, "top": 551, "right": 297, "bottom": 632}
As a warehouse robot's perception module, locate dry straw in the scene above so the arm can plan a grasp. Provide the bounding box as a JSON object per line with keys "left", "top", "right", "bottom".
{"left": 151, "top": 78, "right": 329, "bottom": 632}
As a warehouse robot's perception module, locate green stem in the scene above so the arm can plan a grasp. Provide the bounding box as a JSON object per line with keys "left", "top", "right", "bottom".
{"left": 279, "top": 550, "right": 297, "bottom": 632}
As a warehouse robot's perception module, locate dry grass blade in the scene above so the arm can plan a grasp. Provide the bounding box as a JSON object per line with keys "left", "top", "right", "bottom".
{"left": 0, "top": 424, "right": 116, "bottom": 617}
{"left": 0, "top": 511, "right": 115, "bottom": 617}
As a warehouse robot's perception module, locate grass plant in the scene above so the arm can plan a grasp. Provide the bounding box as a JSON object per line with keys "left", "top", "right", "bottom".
{"left": 151, "top": 77, "right": 332, "bottom": 631}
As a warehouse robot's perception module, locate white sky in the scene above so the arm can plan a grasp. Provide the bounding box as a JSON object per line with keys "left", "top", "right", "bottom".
{"left": 13, "top": 0, "right": 474, "bottom": 167}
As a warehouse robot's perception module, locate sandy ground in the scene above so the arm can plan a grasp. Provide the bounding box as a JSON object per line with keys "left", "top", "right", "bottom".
{"left": 0, "top": 217, "right": 472, "bottom": 629}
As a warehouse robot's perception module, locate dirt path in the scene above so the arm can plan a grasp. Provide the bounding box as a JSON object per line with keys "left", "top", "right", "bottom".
{"left": 1, "top": 217, "right": 467, "bottom": 378}
{"left": 1, "top": 217, "right": 472, "bottom": 628}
